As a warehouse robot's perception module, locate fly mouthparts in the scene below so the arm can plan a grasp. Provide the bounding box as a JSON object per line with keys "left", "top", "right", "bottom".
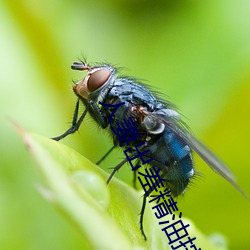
{"left": 71, "top": 61, "right": 89, "bottom": 71}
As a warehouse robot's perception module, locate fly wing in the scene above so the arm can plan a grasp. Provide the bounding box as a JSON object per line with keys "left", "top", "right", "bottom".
{"left": 150, "top": 110, "right": 247, "bottom": 198}
{"left": 170, "top": 122, "right": 247, "bottom": 198}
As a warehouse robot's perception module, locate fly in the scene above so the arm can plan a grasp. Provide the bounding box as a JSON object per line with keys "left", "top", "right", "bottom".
{"left": 52, "top": 60, "right": 246, "bottom": 239}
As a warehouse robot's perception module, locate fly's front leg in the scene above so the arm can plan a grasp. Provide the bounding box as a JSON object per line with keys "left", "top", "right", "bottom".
{"left": 89, "top": 100, "right": 108, "bottom": 129}
{"left": 52, "top": 99, "right": 89, "bottom": 141}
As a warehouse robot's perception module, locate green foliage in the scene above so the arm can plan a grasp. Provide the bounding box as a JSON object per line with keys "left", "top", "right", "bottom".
{"left": 1, "top": 0, "right": 250, "bottom": 249}
{"left": 19, "top": 129, "right": 226, "bottom": 250}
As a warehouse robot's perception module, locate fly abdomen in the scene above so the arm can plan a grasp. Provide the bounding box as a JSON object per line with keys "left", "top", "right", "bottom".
{"left": 166, "top": 153, "right": 193, "bottom": 196}
{"left": 166, "top": 129, "right": 191, "bottom": 161}
{"left": 164, "top": 129, "right": 194, "bottom": 192}
{"left": 146, "top": 128, "right": 194, "bottom": 196}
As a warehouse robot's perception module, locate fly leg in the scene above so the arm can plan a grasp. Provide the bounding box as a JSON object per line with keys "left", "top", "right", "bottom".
{"left": 96, "top": 145, "right": 116, "bottom": 165}
{"left": 89, "top": 100, "right": 107, "bottom": 129}
{"left": 107, "top": 152, "right": 149, "bottom": 240}
{"left": 140, "top": 193, "right": 148, "bottom": 240}
{"left": 139, "top": 171, "right": 166, "bottom": 241}
{"left": 106, "top": 150, "right": 139, "bottom": 184}
{"left": 139, "top": 187, "right": 154, "bottom": 241}
{"left": 52, "top": 99, "right": 89, "bottom": 141}
{"left": 106, "top": 157, "right": 128, "bottom": 184}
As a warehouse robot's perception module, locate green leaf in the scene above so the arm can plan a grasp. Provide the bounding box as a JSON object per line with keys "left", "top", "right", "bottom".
{"left": 19, "top": 127, "right": 227, "bottom": 250}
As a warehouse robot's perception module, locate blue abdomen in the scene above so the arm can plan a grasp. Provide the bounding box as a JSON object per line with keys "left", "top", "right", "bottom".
{"left": 148, "top": 128, "right": 194, "bottom": 196}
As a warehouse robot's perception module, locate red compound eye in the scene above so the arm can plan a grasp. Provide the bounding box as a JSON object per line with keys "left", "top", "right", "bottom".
{"left": 87, "top": 68, "right": 111, "bottom": 92}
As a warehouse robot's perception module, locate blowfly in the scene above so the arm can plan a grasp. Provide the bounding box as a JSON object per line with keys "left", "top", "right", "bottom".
{"left": 52, "top": 60, "right": 246, "bottom": 239}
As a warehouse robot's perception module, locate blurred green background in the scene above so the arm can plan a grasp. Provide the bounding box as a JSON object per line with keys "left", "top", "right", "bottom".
{"left": 0, "top": 0, "right": 250, "bottom": 249}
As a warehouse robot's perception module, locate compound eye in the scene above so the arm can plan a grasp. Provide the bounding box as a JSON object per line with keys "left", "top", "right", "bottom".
{"left": 87, "top": 68, "right": 111, "bottom": 92}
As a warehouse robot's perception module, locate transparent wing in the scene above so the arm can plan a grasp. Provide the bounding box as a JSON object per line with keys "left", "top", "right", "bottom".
{"left": 148, "top": 110, "right": 247, "bottom": 198}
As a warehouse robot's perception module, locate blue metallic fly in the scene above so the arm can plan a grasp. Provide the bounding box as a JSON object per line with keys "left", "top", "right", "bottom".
{"left": 52, "top": 60, "right": 246, "bottom": 238}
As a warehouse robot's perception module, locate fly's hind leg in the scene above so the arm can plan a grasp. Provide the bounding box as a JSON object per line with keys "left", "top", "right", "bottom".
{"left": 139, "top": 193, "right": 148, "bottom": 240}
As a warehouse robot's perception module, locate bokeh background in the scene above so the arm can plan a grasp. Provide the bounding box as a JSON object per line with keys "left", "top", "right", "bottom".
{"left": 1, "top": 0, "right": 250, "bottom": 249}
